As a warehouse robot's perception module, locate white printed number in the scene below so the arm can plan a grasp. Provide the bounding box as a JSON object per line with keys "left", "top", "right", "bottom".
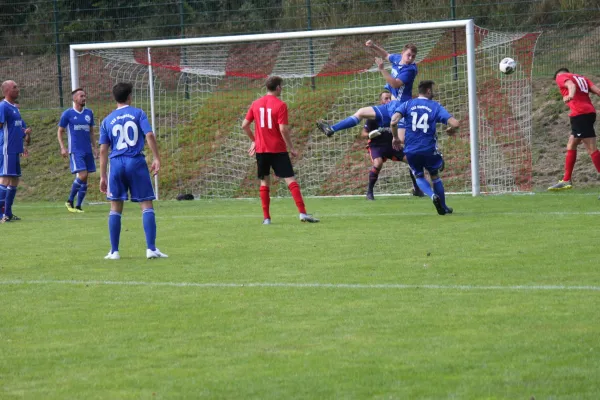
{"left": 259, "top": 107, "right": 272, "bottom": 129}
{"left": 574, "top": 76, "right": 589, "bottom": 93}
{"left": 112, "top": 121, "right": 139, "bottom": 150}
{"left": 411, "top": 112, "right": 430, "bottom": 133}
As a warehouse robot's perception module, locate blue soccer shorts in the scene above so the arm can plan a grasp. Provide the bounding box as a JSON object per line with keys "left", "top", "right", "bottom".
{"left": 406, "top": 152, "right": 444, "bottom": 177}
{"left": 70, "top": 152, "right": 96, "bottom": 174}
{"left": 107, "top": 155, "right": 155, "bottom": 202}
{"left": 0, "top": 153, "right": 21, "bottom": 177}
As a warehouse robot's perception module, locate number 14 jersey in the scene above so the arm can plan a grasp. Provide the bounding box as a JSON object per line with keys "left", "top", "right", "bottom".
{"left": 99, "top": 105, "right": 153, "bottom": 158}
{"left": 245, "top": 94, "right": 288, "bottom": 153}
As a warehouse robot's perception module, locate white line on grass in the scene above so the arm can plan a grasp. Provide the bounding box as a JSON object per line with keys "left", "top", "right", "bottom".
{"left": 1, "top": 280, "right": 600, "bottom": 291}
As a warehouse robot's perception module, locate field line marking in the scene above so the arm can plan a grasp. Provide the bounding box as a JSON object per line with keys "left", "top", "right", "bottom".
{"left": 1, "top": 280, "right": 600, "bottom": 291}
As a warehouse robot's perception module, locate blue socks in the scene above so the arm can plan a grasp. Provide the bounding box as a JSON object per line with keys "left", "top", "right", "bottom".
{"left": 332, "top": 116, "right": 360, "bottom": 132}
{"left": 416, "top": 177, "right": 434, "bottom": 198}
{"left": 142, "top": 208, "right": 157, "bottom": 251}
{"left": 432, "top": 178, "right": 447, "bottom": 208}
{"left": 69, "top": 178, "right": 83, "bottom": 203}
{"left": 0, "top": 185, "right": 6, "bottom": 212}
{"left": 108, "top": 211, "right": 122, "bottom": 253}
{"left": 76, "top": 183, "right": 87, "bottom": 208}
{"left": 4, "top": 186, "right": 17, "bottom": 217}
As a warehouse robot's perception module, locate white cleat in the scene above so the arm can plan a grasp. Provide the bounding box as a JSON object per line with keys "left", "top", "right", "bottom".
{"left": 147, "top": 248, "right": 169, "bottom": 259}
{"left": 104, "top": 251, "right": 120, "bottom": 260}
{"left": 299, "top": 213, "right": 320, "bottom": 223}
{"left": 368, "top": 129, "right": 382, "bottom": 139}
{"left": 262, "top": 218, "right": 271, "bottom": 225}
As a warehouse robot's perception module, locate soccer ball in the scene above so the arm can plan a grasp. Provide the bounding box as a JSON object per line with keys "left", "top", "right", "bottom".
{"left": 499, "top": 57, "right": 517, "bottom": 75}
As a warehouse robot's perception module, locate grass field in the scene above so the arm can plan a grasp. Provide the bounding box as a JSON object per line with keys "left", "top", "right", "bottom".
{"left": 2, "top": 191, "right": 600, "bottom": 399}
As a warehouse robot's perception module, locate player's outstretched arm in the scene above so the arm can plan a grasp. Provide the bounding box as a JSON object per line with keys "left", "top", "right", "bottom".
{"left": 365, "top": 40, "right": 390, "bottom": 60}
{"left": 57, "top": 126, "right": 68, "bottom": 158}
{"left": 446, "top": 117, "right": 460, "bottom": 135}
{"left": 99, "top": 143, "right": 109, "bottom": 194}
{"left": 145, "top": 132, "right": 161, "bottom": 175}
{"left": 563, "top": 80, "right": 576, "bottom": 103}
{"left": 375, "top": 57, "right": 403, "bottom": 90}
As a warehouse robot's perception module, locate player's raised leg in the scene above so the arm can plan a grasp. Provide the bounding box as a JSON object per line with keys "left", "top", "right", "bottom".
{"left": 317, "top": 106, "right": 377, "bottom": 137}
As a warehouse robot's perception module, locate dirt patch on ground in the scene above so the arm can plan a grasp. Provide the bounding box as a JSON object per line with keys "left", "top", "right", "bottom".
{"left": 531, "top": 76, "right": 600, "bottom": 190}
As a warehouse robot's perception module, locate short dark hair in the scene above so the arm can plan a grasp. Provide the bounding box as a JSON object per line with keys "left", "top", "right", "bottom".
{"left": 265, "top": 76, "right": 283, "bottom": 91}
{"left": 403, "top": 43, "right": 418, "bottom": 54}
{"left": 379, "top": 90, "right": 391, "bottom": 100}
{"left": 113, "top": 82, "right": 133, "bottom": 103}
{"left": 554, "top": 68, "right": 569, "bottom": 80}
{"left": 418, "top": 80, "right": 435, "bottom": 95}
{"left": 71, "top": 88, "right": 84, "bottom": 96}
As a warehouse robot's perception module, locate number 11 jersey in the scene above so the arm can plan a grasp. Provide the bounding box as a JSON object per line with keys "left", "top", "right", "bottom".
{"left": 99, "top": 105, "right": 153, "bottom": 158}
{"left": 245, "top": 94, "right": 288, "bottom": 153}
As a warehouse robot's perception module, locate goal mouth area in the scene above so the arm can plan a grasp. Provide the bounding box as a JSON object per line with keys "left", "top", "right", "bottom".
{"left": 70, "top": 21, "right": 539, "bottom": 200}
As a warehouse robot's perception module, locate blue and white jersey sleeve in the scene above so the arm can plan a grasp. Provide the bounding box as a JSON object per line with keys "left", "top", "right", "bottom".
{"left": 436, "top": 105, "right": 452, "bottom": 125}
{"left": 0, "top": 100, "right": 24, "bottom": 154}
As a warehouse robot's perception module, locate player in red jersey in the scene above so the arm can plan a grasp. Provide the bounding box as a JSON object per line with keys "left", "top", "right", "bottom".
{"left": 242, "top": 76, "right": 319, "bottom": 224}
{"left": 548, "top": 68, "right": 600, "bottom": 191}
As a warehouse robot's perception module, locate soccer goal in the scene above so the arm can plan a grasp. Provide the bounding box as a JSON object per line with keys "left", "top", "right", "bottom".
{"left": 70, "top": 20, "right": 539, "bottom": 199}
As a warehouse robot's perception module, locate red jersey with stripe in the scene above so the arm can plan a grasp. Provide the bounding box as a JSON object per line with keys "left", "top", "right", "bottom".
{"left": 555, "top": 73, "right": 596, "bottom": 117}
{"left": 245, "top": 94, "right": 288, "bottom": 153}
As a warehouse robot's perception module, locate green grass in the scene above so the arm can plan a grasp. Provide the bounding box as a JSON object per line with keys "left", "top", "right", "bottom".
{"left": 1, "top": 192, "right": 600, "bottom": 399}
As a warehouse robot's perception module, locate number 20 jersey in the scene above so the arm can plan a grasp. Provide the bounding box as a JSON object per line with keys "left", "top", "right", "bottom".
{"left": 99, "top": 105, "right": 153, "bottom": 158}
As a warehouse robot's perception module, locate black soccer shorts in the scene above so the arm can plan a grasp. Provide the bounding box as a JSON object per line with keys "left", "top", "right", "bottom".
{"left": 256, "top": 152, "right": 295, "bottom": 179}
{"left": 570, "top": 113, "right": 596, "bottom": 138}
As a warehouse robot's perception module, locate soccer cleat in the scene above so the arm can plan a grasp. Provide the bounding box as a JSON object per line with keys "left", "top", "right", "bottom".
{"left": 368, "top": 129, "right": 382, "bottom": 139}
{"left": 299, "top": 213, "right": 320, "bottom": 223}
{"left": 411, "top": 188, "right": 426, "bottom": 197}
{"left": 262, "top": 218, "right": 271, "bottom": 225}
{"left": 316, "top": 121, "right": 335, "bottom": 137}
{"left": 366, "top": 192, "right": 375, "bottom": 201}
{"left": 75, "top": 206, "right": 85, "bottom": 213}
{"left": 432, "top": 194, "right": 446, "bottom": 215}
{"left": 548, "top": 180, "right": 572, "bottom": 191}
{"left": 65, "top": 201, "right": 76, "bottom": 213}
{"left": 104, "top": 251, "right": 120, "bottom": 260}
{"left": 444, "top": 206, "right": 454, "bottom": 214}
{"left": 147, "top": 248, "right": 169, "bottom": 259}
{"left": 1, "top": 214, "right": 21, "bottom": 223}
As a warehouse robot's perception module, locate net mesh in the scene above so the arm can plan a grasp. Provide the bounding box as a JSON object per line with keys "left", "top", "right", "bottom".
{"left": 75, "top": 25, "right": 539, "bottom": 199}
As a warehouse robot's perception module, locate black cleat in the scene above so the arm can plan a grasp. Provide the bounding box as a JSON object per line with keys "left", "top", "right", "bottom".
{"left": 444, "top": 206, "right": 453, "bottom": 214}
{"left": 316, "top": 121, "right": 335, "bottom": 137}
{"left": 366, "top": 192, "right": 375, "bottom": 201}
{"left": 411, "top": 188, "right": 426, "bottom": 197}
{"left": 432, "top": 195, "right": 446, "bottom": 215}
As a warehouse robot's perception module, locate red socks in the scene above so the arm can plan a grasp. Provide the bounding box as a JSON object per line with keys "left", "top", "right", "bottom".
{"left": 591, "top": 150, "right": 600, "bottom": 173}
{"left": 259, "top": 186, "right": 270, "bottom": 219}
{"left": 563, "top": 150, "right": 577, "bottom": 181}
{"left": 288, "top": 181, "right": 307, "bottom": 214}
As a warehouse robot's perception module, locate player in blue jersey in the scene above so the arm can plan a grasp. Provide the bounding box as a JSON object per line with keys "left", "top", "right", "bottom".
{"left": 361, "top": 91, "right": 423, "bottom": 200}
{"left": 0, "top": 80, "right": 27, "bottom": 223}
{"left": 58, "top": 88, "right": 97, "bottom": 213}
{"left": 365, "top": 40, "right": 418, "bottom": 102}
{"left": 99, "top": 82, "right": 167, "bottom": 260}
{"left": 390, "top": 80, "right": 459, "bottom": 215}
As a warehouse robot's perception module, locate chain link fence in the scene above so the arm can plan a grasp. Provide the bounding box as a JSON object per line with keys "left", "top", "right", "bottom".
{"left": 1, "top": 0, "right": 599, "bottom": 110}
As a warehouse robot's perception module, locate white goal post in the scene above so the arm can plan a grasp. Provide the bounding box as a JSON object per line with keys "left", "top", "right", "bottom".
{"left": 70, "top": 19, "right": 538, "bottom": 199}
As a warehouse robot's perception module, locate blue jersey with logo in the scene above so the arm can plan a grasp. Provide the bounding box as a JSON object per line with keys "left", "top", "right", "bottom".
{"left": 385, "top": 54, "right": 417, "bottom": 102}
{"left": 99, "top": 105, "right": 153, "bottom": 158}
{"left": 0, "top": 100, "right": 24, "bottom": 154}
{"left": 392, "top": 97, "right": 452, "bottom": 154}
{"left": 59, "top": 108, "right": 95, "bottom": 154}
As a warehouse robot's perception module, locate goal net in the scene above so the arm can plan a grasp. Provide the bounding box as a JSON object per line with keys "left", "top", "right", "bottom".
{"left": 70, "top": 21, "right": 539, "bottom": 199}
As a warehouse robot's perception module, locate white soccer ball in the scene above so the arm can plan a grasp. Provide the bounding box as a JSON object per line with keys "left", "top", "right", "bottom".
{"left": 499, "top": 57, "right": 517, "bottom": 75}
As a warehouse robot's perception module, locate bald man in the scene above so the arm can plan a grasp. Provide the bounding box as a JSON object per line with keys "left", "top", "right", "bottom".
{"left": 0, "top": 80, "right": 27, "bottom": 222}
